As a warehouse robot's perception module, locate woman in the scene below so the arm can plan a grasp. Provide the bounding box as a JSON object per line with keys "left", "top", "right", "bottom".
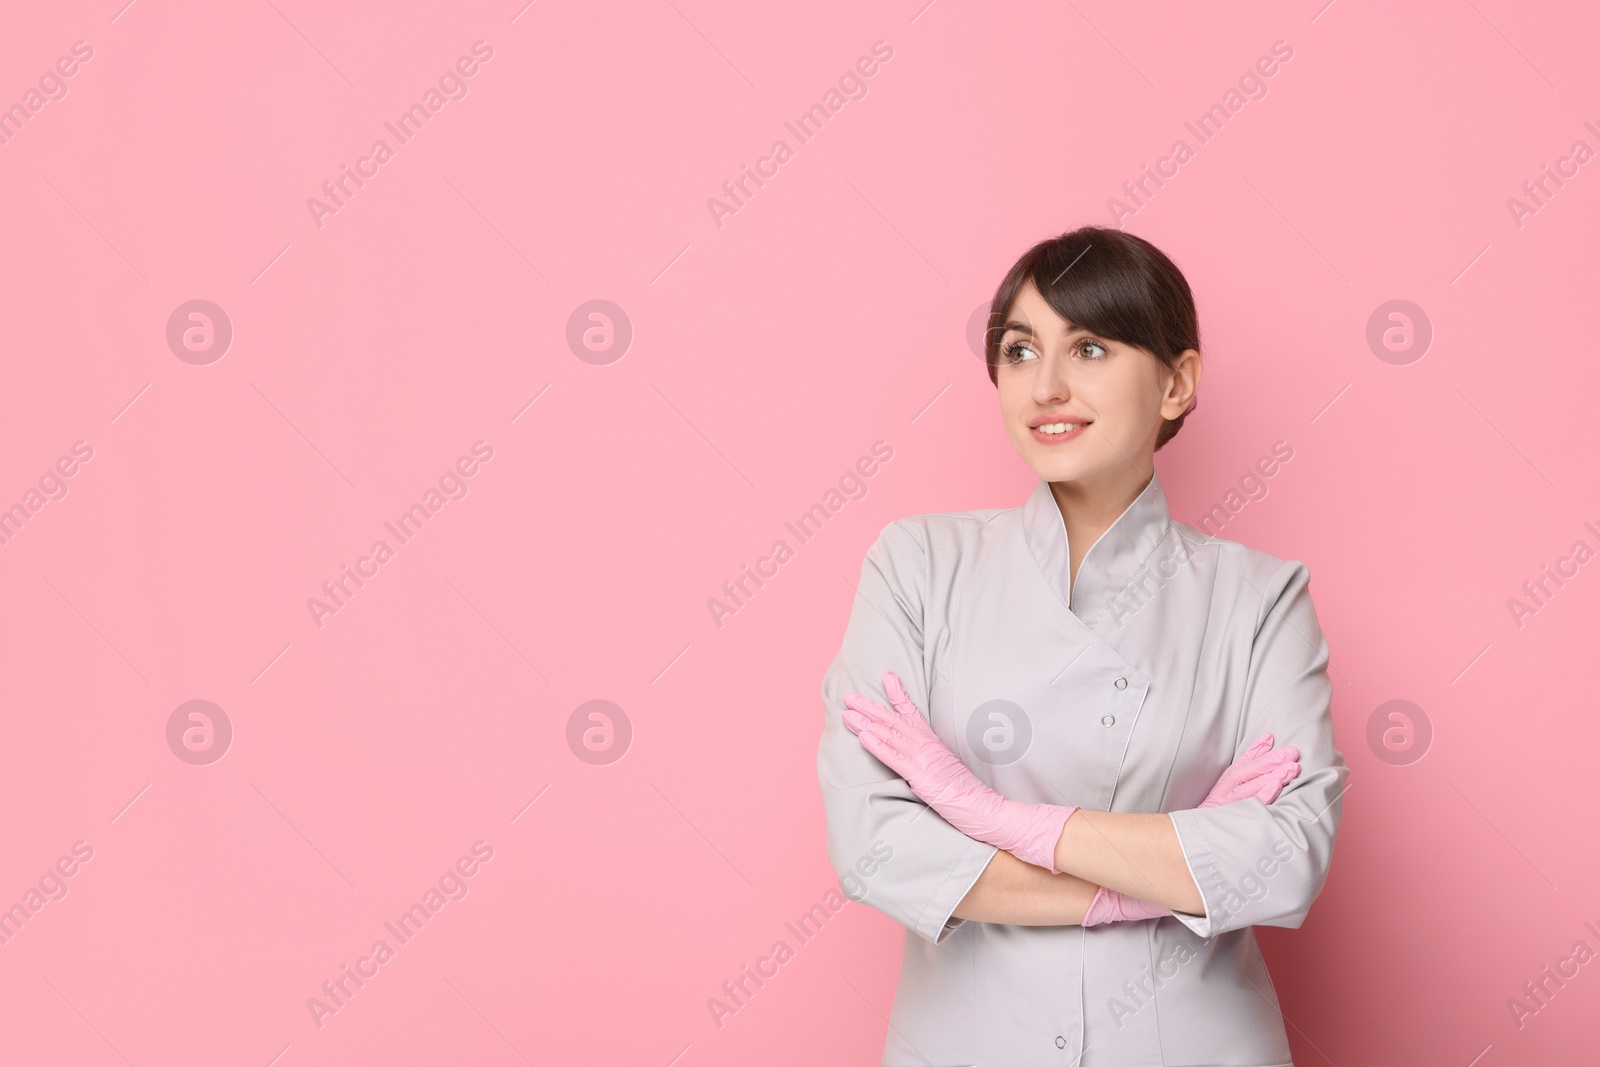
{"left": 816, "top": 226, "right": 1347, "bottom": 1066}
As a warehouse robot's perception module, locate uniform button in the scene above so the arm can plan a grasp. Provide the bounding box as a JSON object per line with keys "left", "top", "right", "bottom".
{"left": 1114, "top": 677, "right": 1127, "bottom": 689}
{"left": 1056, "top": 1035, "right": 1067, "bottom": 1048}
{"left": 1100, "top": 714, "right": 1115, "bottom": 726}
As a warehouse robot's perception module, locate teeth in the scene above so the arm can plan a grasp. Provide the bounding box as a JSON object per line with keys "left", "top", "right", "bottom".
{"left": 1037, "top": 422, "right": 1082, "bottom": 433}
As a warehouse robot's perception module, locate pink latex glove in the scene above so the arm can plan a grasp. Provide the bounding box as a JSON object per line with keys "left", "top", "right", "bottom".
{"left": 1201, "top": 732, "right": 1300, "bottom": 808}
{"left": 1085, "top": 734, "right": 1304, "bottom": 926}
{"left": 1083, "top": 885, "right": 1172, "bottom": 926}
{"left": 841, "top": 670, "right": 1077, "bottom": 873}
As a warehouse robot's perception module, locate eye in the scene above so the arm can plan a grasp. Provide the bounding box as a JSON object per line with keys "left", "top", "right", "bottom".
{"left": 1075, "top": 338, "right": 1109, "bottom": 360}
{"left": 1000, "top": 340, "right": 1037, "bottom": 365}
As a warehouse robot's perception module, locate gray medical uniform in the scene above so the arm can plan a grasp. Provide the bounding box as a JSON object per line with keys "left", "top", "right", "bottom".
{"left": 817, "top": 469, "right": 1347, "bottom": 1066}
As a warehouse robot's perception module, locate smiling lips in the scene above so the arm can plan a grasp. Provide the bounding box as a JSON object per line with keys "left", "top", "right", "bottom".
{"left": 1029, "top": 415, "right": 1090, "bottom": 444}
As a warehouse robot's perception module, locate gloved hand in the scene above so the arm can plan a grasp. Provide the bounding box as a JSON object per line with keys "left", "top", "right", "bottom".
{"left": 1082, "top": 884, "right": 1173, "bottom": 926}
{"left": 1201, "top": 732, "right": 1300, "bottom": 808}
{"left": 841, "top": 670, "right": 1078, "bottom": 873}
{"left": 1085, "top": 734, "right": 1304, "bottom": 926}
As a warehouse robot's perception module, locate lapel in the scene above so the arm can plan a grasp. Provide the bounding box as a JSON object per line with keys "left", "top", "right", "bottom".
{"left": 1021, "top": 467, "right": 1173, "bottom": 633}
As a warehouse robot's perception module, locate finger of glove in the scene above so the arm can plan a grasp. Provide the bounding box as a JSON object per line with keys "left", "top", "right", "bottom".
{"left": 855, "top": 728, "right": 913, "bottom": 779}
{"left": 1240, "top": 733, "right": 1274, "bottom": 760}
{"left": 1267, "top": 755, "right": 1302, "bottom": 788}
{"left": 880, "top": 678, "right": 941, "bottom": 742}
{"left": 1254, "top": 762, "right": 1301, "bottom": 804}
{"left": 880, "top": 719, "right": 968, "bottom": 794}
{"left": 860, "top": 723, "right": 948, "bottom": 787}
{"left": 883, "top": 670, "right": 925, "bottom": 719}
{"left": 1214, "top": 761, "right": 1294, "bottom": 805}
{"left": 842, "top": 692, "right": 895, "bottom": 729}
{"left": 900, "top": 727, "right": 985, "bottom": 789}
{"left": 1213, "top": 752, "right": 1278, "bottom": 795}
{"left": 851, "top": 696, "right": 935, "bottom": 751}
{"left": 843, "top": 704, "right": 901, "bottom": 740}
{"left": 870, "top": 718, "right": 924, "bottom": 767}
{"left": 1203, "top": 767, "right": 1248, "bottom": 805}
{"left": 1227, "top": 755, "right": 1299, "bottom": 795}
{"left": 1233, "top": 748, "right": 1298, "bottom": 780}
{"left": 1212, "top": 736, "right": 1279, "bottom": 792}
{"left": 1211, "top": 764, "right": 1249, "bottom": 794}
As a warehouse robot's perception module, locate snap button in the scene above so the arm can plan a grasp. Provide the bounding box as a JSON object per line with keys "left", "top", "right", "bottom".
{"left": 1100, "top": 714, "right": 1115, "bottom": 726}
{"left": 1114, "top": 677, "right": 1127, "bottom": 689}
{"left": 1055, "top": 1035, "right": 1067, "bottom": 1048}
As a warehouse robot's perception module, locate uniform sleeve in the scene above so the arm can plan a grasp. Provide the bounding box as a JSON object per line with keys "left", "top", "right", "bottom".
{"left": 1166, "top": 559, "right": 1348, "bottom": 939}
{"left": 816, "top": 520, "right": 999, "bottom": 945}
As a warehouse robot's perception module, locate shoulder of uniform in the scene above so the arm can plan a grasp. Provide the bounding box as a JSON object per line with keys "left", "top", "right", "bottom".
{"left": 1171, "top": 520, "right": 1313, "bottom": 624}
{"left": 1172, "top": 519, "right": 1302, "bottom": 573}
{"left": 882, "top": 502, "right": 1019, "bottom": 549}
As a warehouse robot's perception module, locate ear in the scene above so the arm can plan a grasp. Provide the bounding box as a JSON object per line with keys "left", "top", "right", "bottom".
{"left": 1160, "top": 348, "right": 1201, "bottom": 420}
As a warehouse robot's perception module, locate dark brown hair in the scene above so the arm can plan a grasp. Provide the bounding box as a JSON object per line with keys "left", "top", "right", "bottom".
{"left": 984, "top": 226, "right": 1200, "bottom": 451}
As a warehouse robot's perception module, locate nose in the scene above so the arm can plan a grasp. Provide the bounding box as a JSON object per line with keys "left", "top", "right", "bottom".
{"left": 1031, "top": 347, "right": 1081, "bottom": 412}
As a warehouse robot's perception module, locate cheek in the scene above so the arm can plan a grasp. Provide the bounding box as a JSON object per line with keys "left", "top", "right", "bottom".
{"left": 996, "top": 380, "right": 1039, "bottom": 452}
{"left": 996, "top": 377, "right": 1029, "bottom": 423}
{"left": 1094, "top": 369, "right": 1164, "bottom": 431}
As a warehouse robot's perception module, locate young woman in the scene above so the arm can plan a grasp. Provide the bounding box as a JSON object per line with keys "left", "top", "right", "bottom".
{"left": 816, "top": 226, "right": 1347, "bottom": 1066}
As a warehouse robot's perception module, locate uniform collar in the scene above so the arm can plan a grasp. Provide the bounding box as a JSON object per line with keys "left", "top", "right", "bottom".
{"left": 1021, "top": 467, "right": 1172, "bottom": 626}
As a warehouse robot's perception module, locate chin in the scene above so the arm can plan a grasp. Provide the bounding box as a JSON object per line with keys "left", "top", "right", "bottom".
{"left": 1023, "top": 451, "right": 1087, "bottom": 483}
{"left": 1021, "top": 441, "right": 1125, "bottom": 484}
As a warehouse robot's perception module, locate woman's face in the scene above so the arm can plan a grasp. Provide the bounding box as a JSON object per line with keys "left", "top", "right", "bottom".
{"left": 995, "top": 280, "right": 1199, "bottom": 486}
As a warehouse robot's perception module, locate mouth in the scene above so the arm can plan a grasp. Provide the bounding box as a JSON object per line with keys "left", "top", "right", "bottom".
{"left": 1029, "top": 418, "right": 1091, "bottom": 444}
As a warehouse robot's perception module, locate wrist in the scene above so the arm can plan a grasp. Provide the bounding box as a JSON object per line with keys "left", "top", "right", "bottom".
{"left": 1004, "top": 800, "right": 1076, "bottom": 874}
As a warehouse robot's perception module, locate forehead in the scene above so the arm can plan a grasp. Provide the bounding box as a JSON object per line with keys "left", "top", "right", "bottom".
{"left": 1003, "top": 284, "right": 1089, "bottom": 336}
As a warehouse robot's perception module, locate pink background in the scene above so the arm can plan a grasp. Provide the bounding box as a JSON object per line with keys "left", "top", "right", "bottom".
{"left": 3, "top": 0, "right": 1597, "bottom": 1063}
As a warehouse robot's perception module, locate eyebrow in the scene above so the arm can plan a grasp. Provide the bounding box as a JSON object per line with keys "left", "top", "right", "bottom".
{"left": 1001, "top": 319, "right": 1093, "bottom": 337}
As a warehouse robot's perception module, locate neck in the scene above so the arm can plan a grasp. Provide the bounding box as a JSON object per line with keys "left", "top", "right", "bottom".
{"left": 1048, "top": 464, "right": 1155, "bottom": 588}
